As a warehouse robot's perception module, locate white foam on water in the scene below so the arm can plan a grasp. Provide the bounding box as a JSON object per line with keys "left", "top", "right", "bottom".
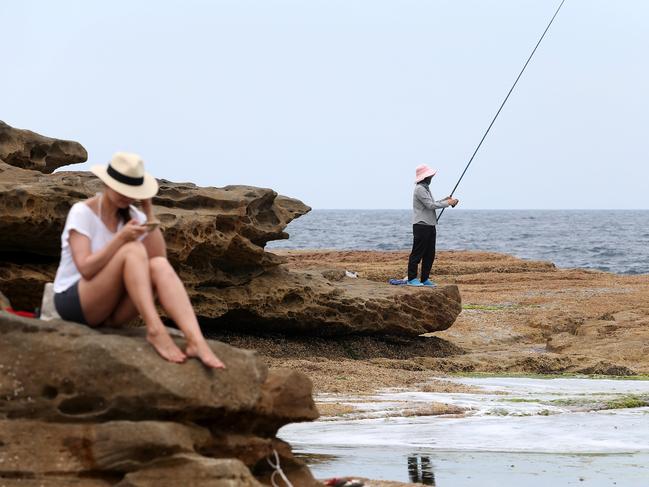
{"left": 281, "top": 377, "right": 649, "bottom": 454}
{"left": 283, "top": 408, "right": 649, "bottom": 453}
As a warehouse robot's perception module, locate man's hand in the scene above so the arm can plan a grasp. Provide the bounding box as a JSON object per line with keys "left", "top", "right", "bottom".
{"left": 448, "top": 197, "right": 459, "bottom": 208}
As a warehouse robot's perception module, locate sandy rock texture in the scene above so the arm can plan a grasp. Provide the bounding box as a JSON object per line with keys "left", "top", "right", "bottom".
{"left": 0, "top": 120, "right": 87, "bottom": 173}
{"left": 196, "top": 267, "right": 461, "bottom": 336}
{"left": 0, "top": 161, "right": 309, "bottom": 292}
{"left": 0, "top": 312, "right": 319, "bottom": 486}
{"left": 254, "top": 249, "right": 649, "bottom": 394}
{"left": 0, "top": 121, "right": 462, "bottom": 338}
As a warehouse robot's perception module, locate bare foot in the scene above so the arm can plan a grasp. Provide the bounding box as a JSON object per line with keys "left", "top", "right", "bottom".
{"left": 147, "top": 329, "right": 187, "bottom": 364}
{"left": 186, "top": 341, "right": 226, "bottom": 369}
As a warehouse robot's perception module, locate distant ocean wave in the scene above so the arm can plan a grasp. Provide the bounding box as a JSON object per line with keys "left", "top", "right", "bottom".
{"left": 268, "top": 210, "right": 649, "bottom": 275}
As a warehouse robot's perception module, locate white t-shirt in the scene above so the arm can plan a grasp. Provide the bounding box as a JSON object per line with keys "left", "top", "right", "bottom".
{"left": 53, "top": 200, "right": 147, "bottom": 293}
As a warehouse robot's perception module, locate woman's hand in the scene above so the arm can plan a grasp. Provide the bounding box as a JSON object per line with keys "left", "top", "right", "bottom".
{"left": 140, "top": 199, "right": 154, "bottom": 220}
{"left": 118, "top": 219, "right": 148, "bottom": 243}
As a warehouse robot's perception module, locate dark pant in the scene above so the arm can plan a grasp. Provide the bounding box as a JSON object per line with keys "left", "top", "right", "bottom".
{"left": 54, "top": 281, "right": 88, "bottom": 325}
{"left": 407, "top": 224, "right": 437, "bottom": 282}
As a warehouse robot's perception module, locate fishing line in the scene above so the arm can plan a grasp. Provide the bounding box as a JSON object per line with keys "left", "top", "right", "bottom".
{"left": 438, "top": 0, "right": 567, "bottom": 221}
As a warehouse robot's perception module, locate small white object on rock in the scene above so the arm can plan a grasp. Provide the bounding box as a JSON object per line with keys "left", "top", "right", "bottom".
{"left": 39, "top": 283, "right": 61, "bottom": 321}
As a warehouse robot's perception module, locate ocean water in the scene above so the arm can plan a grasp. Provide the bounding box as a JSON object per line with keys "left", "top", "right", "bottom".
{"left": 268, "top": 210, "right": 649, "bottom": 275}
{"left": 280, "top": 377, "right": 649, "bottom": 486}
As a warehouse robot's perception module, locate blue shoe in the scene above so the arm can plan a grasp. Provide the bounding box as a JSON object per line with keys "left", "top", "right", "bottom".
{"left": 421, "top": 279, "right": 437, "bottom": 287}
{"left": 407, "top": 278, "right": 423, "bottom": 287}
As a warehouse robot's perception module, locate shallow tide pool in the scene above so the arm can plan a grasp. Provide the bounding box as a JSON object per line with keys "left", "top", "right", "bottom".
{"left": 279, "top": 377, "right": 649, "bottom": 486}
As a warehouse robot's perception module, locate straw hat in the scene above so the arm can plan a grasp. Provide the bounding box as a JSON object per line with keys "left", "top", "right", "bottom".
{"left": 91, "top": 152, "right": 159, "bottom": 199}
{"left": 415, "top": 164, "right": 437, "bottom": 183}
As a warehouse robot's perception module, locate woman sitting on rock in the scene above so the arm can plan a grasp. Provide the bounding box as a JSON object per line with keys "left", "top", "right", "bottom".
{"left": 52, "top": 152, "right": 225, "bottom": 369}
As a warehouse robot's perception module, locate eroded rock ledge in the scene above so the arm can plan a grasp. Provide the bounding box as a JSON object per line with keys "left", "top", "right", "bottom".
{"left": 0, "top": 120, "right": 87, "bottom": 173}
{"left": 0, "top": 120, "right": 462, "bottom": 338}
{"left": 194, "top": 267, "right": 461, "bottom": 336}
{"left": 0, "top": 161, "right": 310, "bottom": 289}
{"left": 0, "top": 312, "right": 319, "bottom": 486}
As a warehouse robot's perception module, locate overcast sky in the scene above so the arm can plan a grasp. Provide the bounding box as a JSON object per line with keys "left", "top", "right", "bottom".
{"left": 2, "top": 1, "right": 647, "bottom": 209}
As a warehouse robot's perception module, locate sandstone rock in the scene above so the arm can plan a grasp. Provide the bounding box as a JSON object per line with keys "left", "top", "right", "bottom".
{"left": 194, "top": 268, "right": 462, "bottom": 336}
{"left": 0, "top": 162, "right": 309, "bottom": 286}
{"left": 0, "top": 421, "right": 263, "bottom": 486}
{"left": 152, "top": 181, "right": 310, "bottom": 286}
{"left": 0, "top": 420, "right": 211, "bottom": 474}
{"left": 0, "top": 120, "right": 87, "bottom": 173}
{"left": 321, "top": 269, "right": 346, "bottom": 281}
{"left": 0, "top": 313, "right": 319, "bottom": 486}
{"left": 0, "top": 261, "right": 55, "bottom": 311}
{"left": 0, "top": 313, "right": 320, "bottom": 427}
{"left": 279, "top": 249, "right": 558, "bottom": 280}
{"left": 116, "top": 454, "right": 263, "bottom": 487}
{"left": 0, "top": 124, "right": 464, "bottom": 486}
{"left": 0, "top": 258, "right": 461, "bottom": 338}
{"left": 0, "top": 163, "right": 462, "bottom": 339}
{"left": 261, "top": 368, "right": 320, "bottom": 423}
{"left": 0, "top": 479, "right": 111, "bottom": 486}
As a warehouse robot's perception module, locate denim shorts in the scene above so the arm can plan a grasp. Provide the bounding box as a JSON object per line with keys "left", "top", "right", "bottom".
{"left": 54, "top": 281, "right": 88, "bottom": 325}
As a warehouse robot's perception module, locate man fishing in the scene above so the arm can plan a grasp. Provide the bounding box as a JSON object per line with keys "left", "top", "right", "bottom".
{"left": 407, "top": 164, "right": 459, "bottom": 287}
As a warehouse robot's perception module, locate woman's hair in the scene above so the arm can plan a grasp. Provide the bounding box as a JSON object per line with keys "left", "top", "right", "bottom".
{"left": 117, "top": 207, "right": 132, "bottom": 224}
{"left": 103, "top": 185, "right": 135, "bottom": 224}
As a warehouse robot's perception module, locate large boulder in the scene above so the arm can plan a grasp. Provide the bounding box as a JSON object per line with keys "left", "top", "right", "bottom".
{"left": 193, "top": 268, "right": 462, "bottom": 336}
{"left": 0, "top": 120, "right": 87, "bottom": 173}
{"left": 0, "top": 123, "right": 461, "bottom": 339}
{"left": 0, "top": 312, "right": 319, "bottom": 486}
{"left": 0, "top": 160, "right": 310, "bottom": 291}
{"left": 0, "top": 161, "right": 462, "bottom": 337}
{"left": 0, "top": 161, "right": 309, "bottom": 266}
{"left": 116, "top": 455, "right": 263, "bottom": 487}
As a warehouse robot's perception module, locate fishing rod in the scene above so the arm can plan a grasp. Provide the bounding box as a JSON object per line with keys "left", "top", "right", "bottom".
{"left": 438, "top": 0, "right": 567, "bottom": 221}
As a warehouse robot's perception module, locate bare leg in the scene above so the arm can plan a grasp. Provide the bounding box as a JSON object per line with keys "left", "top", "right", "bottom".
{"left": 103, "top": 258, "right": 167, "bottom": 326}
{"left": 78, "top": 242, "right": 186, "bottom": 364}
{"left": 149, "top": 256, "right": 225, "bottom": 369}
{"left": 103, "top": 291, "right": 138, "bottom": 327}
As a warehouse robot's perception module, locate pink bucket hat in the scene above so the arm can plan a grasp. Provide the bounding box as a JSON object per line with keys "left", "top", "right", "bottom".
{"left": 415, "top": 164, "right": 437, "bottom": 183}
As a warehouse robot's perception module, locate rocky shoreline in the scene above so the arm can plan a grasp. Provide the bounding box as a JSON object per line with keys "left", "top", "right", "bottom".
{"left": 0, "top": 121, "right": 461, "bottom": 486}
{"left": 263, "top": 249, "right": 649, "bottom": 397}
{"left": 2, "top": 120, "right": 647, "bottom": 486}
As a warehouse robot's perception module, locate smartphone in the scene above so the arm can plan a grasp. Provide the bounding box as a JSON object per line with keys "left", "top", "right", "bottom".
{"left": 142, "top": 221, "right": 160, "bottom": 231}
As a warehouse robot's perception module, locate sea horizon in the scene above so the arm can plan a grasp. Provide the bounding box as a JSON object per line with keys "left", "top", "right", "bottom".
{"left": 269, "top": 209, "right": 649, "bottom": 275}
{"left": 307, "top": 208, "right": 649, "bottom": 211}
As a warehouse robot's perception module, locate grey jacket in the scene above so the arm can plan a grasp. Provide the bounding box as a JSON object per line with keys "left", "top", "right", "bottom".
{"left": 412, "top": 182, "right": 450, "bottom": 226}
